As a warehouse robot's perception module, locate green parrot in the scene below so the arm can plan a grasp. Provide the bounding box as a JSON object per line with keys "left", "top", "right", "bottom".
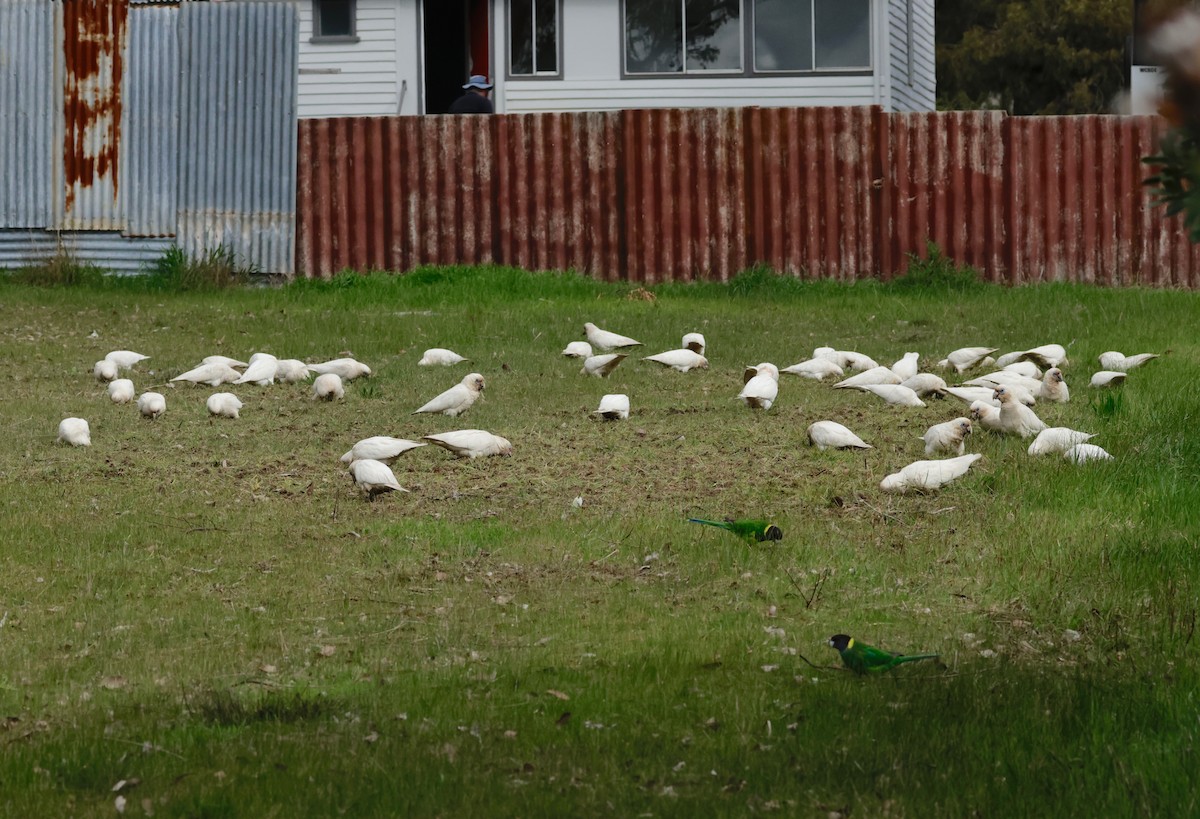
{"left": 687, "top": 518, "right": 783, "bottom": 543}
{"left": 827, "top": 634, "right": 939, "bottom": 674}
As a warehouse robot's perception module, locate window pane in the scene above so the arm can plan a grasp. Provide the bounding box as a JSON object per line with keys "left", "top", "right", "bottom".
{"left": 754, "top": 0, "right": 811, "bottom": 71}
{"left": 814, "top": 0, "right": 870, "bottom": 68}
{"left": 317, "top": 0, "right": 353, "bottom": 36}
{"left": 685, "top": 0, "right": 741, "bottom": 71}
{"left": 535, "top": 0, "right": 557, "bottom": 73}
{"left": 510, "top": 0, "right": 533, "bottom": 75}
{"left": 625, "top": 0, "right": 683, "bottom": 74}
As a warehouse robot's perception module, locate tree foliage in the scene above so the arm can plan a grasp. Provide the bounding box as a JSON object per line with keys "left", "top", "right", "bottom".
{"left": 937, "top": 0, "right": 1132, "bottom": 114}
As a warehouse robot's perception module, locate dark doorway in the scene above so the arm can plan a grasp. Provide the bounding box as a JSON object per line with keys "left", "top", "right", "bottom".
{"left": 423, "top": 1, "right": 491, "bottom": 114}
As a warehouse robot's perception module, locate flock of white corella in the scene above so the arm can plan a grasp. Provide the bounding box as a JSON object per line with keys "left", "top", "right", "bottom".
{"left": 59, "top": 347, "right": 513, "bottom": 501}
{"left": 56, "top": 328, "right": 1157, "bottom": 501}
{"left": 559, "top": 328, "right": 1159, "bottom": 494}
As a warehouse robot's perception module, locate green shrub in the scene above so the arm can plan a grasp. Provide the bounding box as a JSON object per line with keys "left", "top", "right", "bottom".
{"left": 149, "top": 245, "right": 259, "bottom": 291}
{"left": 5, "top": 246, "right": 107, "bottom": 287}
{"left": 891, "top": 241, "right": 982, "bottom": 290}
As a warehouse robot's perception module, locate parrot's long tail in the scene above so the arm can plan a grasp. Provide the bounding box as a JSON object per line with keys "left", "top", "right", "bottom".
{"left": 687, "top": 518, "right": 731, "bottom": 531}
{"left": 894, "top": 653, "right": 939, "bottom": 666}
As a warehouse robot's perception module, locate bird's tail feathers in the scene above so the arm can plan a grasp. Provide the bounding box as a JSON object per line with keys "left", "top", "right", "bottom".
{"left": 895, "top": 653, "right": 939, "bottom": 665}
{"left": 688, "top": 518, "right": 731, "bottom": 531}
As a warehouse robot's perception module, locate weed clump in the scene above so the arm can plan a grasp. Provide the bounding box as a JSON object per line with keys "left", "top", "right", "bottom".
{"left": 6, "top": 247, "right": 106, "bottom": 287}
{"left": 891, "top": 241, "right": 982, "bottom": 291}
{"left": 149, "top": 245, "right": 259, "bottom": 291}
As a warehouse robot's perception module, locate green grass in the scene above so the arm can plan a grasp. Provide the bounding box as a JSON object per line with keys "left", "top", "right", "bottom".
{"left": 0, "top": 266, "right": 1198, "bottom": 817}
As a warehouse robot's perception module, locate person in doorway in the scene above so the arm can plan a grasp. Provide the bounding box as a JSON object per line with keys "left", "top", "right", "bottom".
{"left": 448, "top": 75, "right": 494, "bottom": 114}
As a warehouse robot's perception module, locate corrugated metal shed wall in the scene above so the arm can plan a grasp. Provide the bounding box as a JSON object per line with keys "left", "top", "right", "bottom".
{"left": 120, "top": 4, "right": 178, "bottom": 237}
{"left": 177, "top": 1, "right": 297, "bottom": 274}
{"left": 298, "top": 108, "right": 1200, "bottom": 286}
{"left": 0, "top": 0, "right": 57, "bottom": 228}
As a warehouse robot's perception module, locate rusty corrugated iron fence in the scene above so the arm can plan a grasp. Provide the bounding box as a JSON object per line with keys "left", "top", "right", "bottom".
{"left": 297, "top": 107, "right": 1200, "bottom": 287}
{"left": 0, "top": 0, "right": 297, "bottom": 274}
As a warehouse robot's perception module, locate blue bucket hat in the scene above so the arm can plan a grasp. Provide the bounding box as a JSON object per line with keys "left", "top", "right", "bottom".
{"left": 463, "top": 74, "right": 494, "bottom": 90}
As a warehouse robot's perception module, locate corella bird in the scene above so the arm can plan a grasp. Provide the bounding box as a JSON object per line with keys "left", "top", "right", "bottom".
{"left": 682, "top": 332, "right": 706, "bottom": 355}
{"left": 235, "top": 354, "right": 278, "bottom": 386}
{"left": 688, "top": 518, "right": 782, "bottom": 543}
{"left": 1028, "top": 427, "right": 1097, "bottom": 456}
{"left": 57, "top": 417, "right": 91, "bottom": 447}
{"left": 891, "top": 352, "right": 920, "bottom": 381}
{"left": 202, "top": 355, "right": 248, "bottom": 369}
{"left": 581, "top": 353, "right": 627, "bottom": 378}
{"left": 93, "top": 359, "right": 119, "bottom": 382}
{"left": 561, "top": 341, "right": 592, "bottom": 358}
{"left": 852, "top": 384, "right": 926, "bottom": 408}
{"left": 828, "top": 634, "right": 939, "bottom": 675}
{"left": 206, "top": 392, "right": 243, "bottom": 419}
{"left": 414, "top": 373, "right": 485, "bottom": 416}
{"left": 340, "top": 436, "right": 427, "bottom": 464}
{"left": 137, "top": 392, "right": 166, "bottom": 419}
{"left": 642, "top": 349, "right": 708, "bottom": 372}
{"left": 592, "top": 393, "right": 630, "bottom": 420}
{"left": 1090, "top": 371, "right": 1127, "bottom": 388}
{"left": 348, "top": 459, "right": 409, "bottom": 501}
{"left": 782, "top": 358, "right": 843, "bottom": 380}
{"left": 583, "top": 322, "right": 641, "bottom": 351}
{"left": 275, "top": 359, "right": 311, "bottom": 383}
{"left": 807, "top": 421, "right": 871, "bottom": 451}
{"left": 1064, "top": 443, "right": 1113, "bottom": 463}
{"left": 309, "top": 358, "right": 372, "bottom": 381}
{"left": 937, "top": 347, "right": 998, "bottom": 374}
{"left": 104, "top": 350, "right": 149, "bottom": 370}
{"left": 313, "top": 373, "right": 345, "bottom": 401}
{"left": 738, "top": 363, "right": 779, "bottom": 410}
{"left": 1099, "top": 351, "right": 1159, "bottom": 371}
{"left": 1002, "top": 360, "right": 1043, "bottom": 379}
{"left": 923, "top": 417, "right": 973, "bottom": 455}
{"left": 172, "top": 362, "right": 242, "bottom": 387}
{"left": 833, "top": 366, "right": 901, "bottom": 390}
{"left": 419, "top": 348, "right": 468, "bottom": 366}
{"left": 422, "top": 429, "right": 513, "bottom": 459}
{"left": 1037, "top": 368, "right": 1069, "bottom": 403}
{"left": 900, "top": 373, "right": 948, "bottom": 398}
{"left": 815, "top": 347, "right": 879, "bottom": 371}
{"left": 107, "top": 379, "right": 135, "bottom": 404}
{"left": 1017, "top": 343, "right": 1069, "bottom": 369}
{"left": 880, "top": 453, "right": 983, "bottom": 492}
{"left": 970, "top": 400, "right": 1004, "bottom": 432}
{"left": 946, "top": 386, "right": 1001, "bottom": 407}
{"left": 994, "top": 385, "right": 1047, "bottom": 438}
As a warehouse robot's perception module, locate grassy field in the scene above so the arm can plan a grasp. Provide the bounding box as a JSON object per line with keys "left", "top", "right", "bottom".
{"left": 1, "top": 266, "right": 1198, "bottom": 817}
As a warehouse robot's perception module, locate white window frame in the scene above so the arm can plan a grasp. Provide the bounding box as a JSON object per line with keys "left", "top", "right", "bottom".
{"left": 507, "top": 0, "right": 563, "bottom": 78}
{"left": 310, "top": 0, "right": 359, "bottom": 44}
{"left": 750, "top": 0, "right": 873, "bottom": 74}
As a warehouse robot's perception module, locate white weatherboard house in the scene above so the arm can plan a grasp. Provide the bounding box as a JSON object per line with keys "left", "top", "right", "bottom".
{"left": 299, "top": 0, "right": 935, "bottom": 117}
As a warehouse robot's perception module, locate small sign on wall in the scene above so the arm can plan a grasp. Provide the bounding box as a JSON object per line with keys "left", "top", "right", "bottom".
{"left": 1130, "top": 64, "right": 1166, "bottom": 116}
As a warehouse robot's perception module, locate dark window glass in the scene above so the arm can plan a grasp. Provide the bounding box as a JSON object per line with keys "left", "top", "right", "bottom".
{"left": 535, "top": 0, "right": 558, "bottom": 73}
{"left": 625, "top": 0, "right": 684, "bottom": 73}
{"left": 511, "top": 0, "right": 534, "bottom": 74}
{"left": 754, "top": 0, "right": 812, "bottom": 71}
{"left": 684, "top": 0, "right": 741, "bottom": 71}
{"left": 814, "top": 0, "right": 870, "bottom": 68}
{"left": 315, "top": 0, "right": 354, "bottom": 37}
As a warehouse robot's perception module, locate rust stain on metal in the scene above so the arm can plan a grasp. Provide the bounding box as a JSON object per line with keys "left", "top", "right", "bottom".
{"left": 62, "top": 0, "right": 128, "bottom": 213}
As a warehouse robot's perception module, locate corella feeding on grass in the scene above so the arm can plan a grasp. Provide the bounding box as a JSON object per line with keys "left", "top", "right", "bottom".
{"left": 419, "top": 348, "right": 468, "bottom": 366}
{"left": 937, "top": 347, "right": 997, "bottom": 374}
{"left": 583, "top": 322, "right": 641, "bottom": 351}
{"left": 202, "top": 355, "right": 248, "bottom": 369}
{"left": 592, "top": 393, "right": 630, "bottom": 420}
{"left": 104, "top": 350, "right": 150, "bottom": 370}
{"left": 309, "top": 358, "right": 371, "bottom": 381}
{"left": 682, "top": 332, "right": 706, "bottom": 355}
{"left": 348, "top": 459, "right": 409, "bottom": 500}
{"left": 57, "top": 417, "right": 91, "bottom": 447}
{"left": 852, "top": 384, "right": 926, "bottom": 408}
{"left": 1091, "top": 371, "right": 1127, "bottom": 388}
{"left": 1028, "top": 427, "right": 1097, "bottom": 456}
{"left": 1064, "top": 443, "right": 1113, "bottom": 463}
{"left": 806, "top": 421, "right": 871, "bottom": 451}
{"left": 891, "top": 352, "right": 920, "bottom": 381}
{"left": 414, "top": 373, "right": 485, "bottom": 416}
{"left": 275, "top": 359, "right": 311, "bottom": 383}
{"left": 206, "top": 392, "right": 243, "bottom": 419}
{"left": 900, "top": 373, "right": 948, "bottom": 398}
{"left": 340, "top": 437, "right": 427, "bottom": 464}
{"left": 641, "top": 349, "right": 708, "bottom": 372}
{"left": 1098, "top": 351, "right": 1159, "bottom": 371}
{"left": 562, "top": 341, "right": 592, "bottom": 358}
{"left": 236, "top": 354, "right": 278, "bottom": 386}
{"left": 815, "top": 347, "right": 878, "bottom": 371}
{"left": 782, "top": 358, "right": 843, "bottom": 380}
{"left": 581, "top": 353, "right": 627, "bottom": 378}
{"left": 107, "top": 379, "right": 135, "bottom": 404}
{"left": 172, "top": 362, "right": 242, "bottom": 387}
{"left": 970, "top": 400, "right": 1003, "bottom": 432}
{"left": 923, "top": 417, "right": 973, "bottom": 455}
{"left": 993, "top": 385, "right": 1047, "bottom": 438}
{"left": 880, "top": 453, "right": 983, "bottom": 493}
{"left": 93, "top": 359, "right": 119, "bottom": 382}
{"left": 833, "top": 366, "right": 901, "bottom": 390}
{"left": 738, "top": 363, "right": 779, "bottom": 410}
{"left": 137, "top": 392, "right": 166, "bottom": 419}
{"left": 422, "top": 429, "right": 513, "bottom": 459}
{"left": 313, "top": 373, "right": 345, "bottom": 401}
